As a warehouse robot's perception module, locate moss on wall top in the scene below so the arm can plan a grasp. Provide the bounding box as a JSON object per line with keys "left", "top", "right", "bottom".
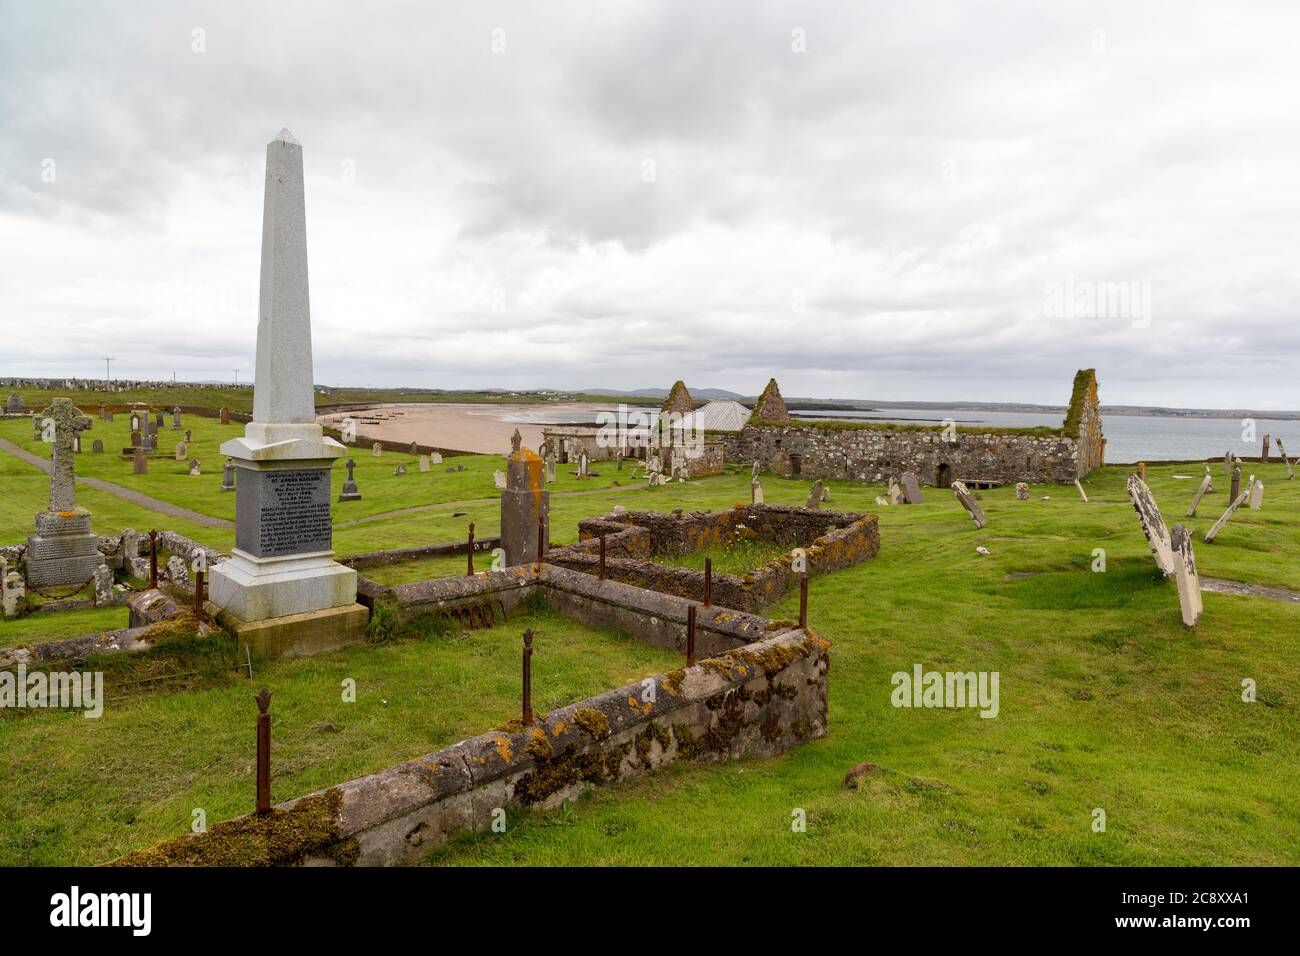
{"left": 1062, "top": 369, "right": 1098, "bottom": 439}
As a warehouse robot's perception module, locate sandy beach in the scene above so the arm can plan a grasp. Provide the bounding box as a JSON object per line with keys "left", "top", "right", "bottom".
{"left": 316, "top": 402, "right": 617, "bottom": 455}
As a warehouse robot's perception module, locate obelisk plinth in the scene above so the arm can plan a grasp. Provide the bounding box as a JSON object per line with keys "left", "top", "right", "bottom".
{"left": 208, "top": 129, "right": 366, "bottom": 655}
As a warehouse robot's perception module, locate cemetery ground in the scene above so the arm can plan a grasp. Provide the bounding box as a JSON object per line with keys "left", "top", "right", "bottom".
{"left": 0, "top": 416, "right": 1297, "bottom": 865}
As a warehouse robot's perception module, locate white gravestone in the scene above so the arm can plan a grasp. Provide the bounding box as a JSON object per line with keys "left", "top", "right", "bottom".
{"left": 1127, "top": 474, "right": 1175, "bottom": 577}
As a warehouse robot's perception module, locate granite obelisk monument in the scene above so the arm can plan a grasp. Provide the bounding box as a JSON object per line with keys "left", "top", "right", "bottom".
{"left": 209, "top": 129, "right": 366, "bottom": 654}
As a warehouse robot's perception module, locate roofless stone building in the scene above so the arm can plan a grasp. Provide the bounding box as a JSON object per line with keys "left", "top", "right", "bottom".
{"left": 722, "top": 370, "right": 1105, "bottom": 486}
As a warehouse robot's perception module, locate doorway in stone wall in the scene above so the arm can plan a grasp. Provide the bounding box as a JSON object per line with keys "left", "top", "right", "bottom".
{"left": 935, "top": 462, "right": 951, "bottom": 487}
{"left": 788, "top": 454, "right": 802, "bottom": 477}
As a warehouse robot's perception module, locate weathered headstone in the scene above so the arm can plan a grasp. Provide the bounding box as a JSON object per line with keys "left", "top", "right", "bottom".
{"left": 93, "top": 564, "right": 114, "bottom": 606}
{"left": 1205, "top": 489, "right": 1250, "bottom": 543}
{"left": 900, "top": 471, "right": 923, "bottom": 504}
{"left": 73, "top": 435, "right": 81, "bottom": 454}
{"left": 130, "top": 412, "right": 141, "bottom": 433}
{"left": 616, "top": 453, "right": 623, "bottom": 471}
{"left": 1169, "top": 524, "right": 1203, "bottom": 627}
{"left": 24, "top": 398, "right": 105, "bottom": 588}
{"left": 951, "top": 481, "right": 987, "bottom": 529}
{"left": 500, "top": 442, "right": 549, "bottom": 565}
{"left": 887, "top": 480, "right": 903, "bottom": 505}
{"left": 2, "top": 565, "right": 25, "bottom": 618}
{"left": 339, "top": 458, "right": 361, "bottom": 501}
{"left": 1230, "top": 463, "right": 1241, "bottom": 503}
{"left": 1074, "top": 479, "right": 1088, "bottom": 502}
{"left": 493, "top": 469, "right": 507, "bottom": 490}
{"left": 1249, "top": 480, "right": 1263, "bottom": 509}
{"left": 133, "top": 448, "right": 148, "bottom": 474}
{"left": 1261, "top": 434, "right": 1271, "bottom": 463}
{"left": 393, "top": 464, "right": 406, "bottom": 476}
{"left": 430, "top": 452, "right": 442, "bottom": 465}
{"left": 419, "top": 454, "right": 430, "bottom": 472}
{"left": 98, "top": 405, "right": 108, "bottom": 421}
{"left": 408, "top": 441, "right": 418, "bottom": 456}
{"left": 221, "top": 458, "right": 236, "bottom": 492}
{"left": 1015, "top": 482, "right": 1029, "bottom": 501}
{"left": 130, "top": 428, "right": 142, "bottom": 447}
{"left": 1127, "top": 474, "right": 1175, "bottom": 577}
{"left": 155, "top": 412, "right": 164, "bottom": 428}
{"left": 578, "top": 451, "right": 590, "bottom": 479}
{"left": 175, "top": 442, "right": 188, "bottom": 461}
{"left": 207, "top": 129, "right": 359, "bottom": 633}
{"left": 751, "top": 476, "right": 764, "bottom": 504}
{"left": 185, "top": 429, "right": 193, "bottom": 443}
{"left": 189, "top": 458, "right": 202, "bottom": 477}
{"left": 806, "top": 479, "right": 826, "bottom": 509}
{"left": 91, "top": 439, "right": 103, "bottom": 454}
{"left": 219, "top": 407, "right": 230, "bottom": 425}
{"left": 172, "top": 407, "right": 182, "bottom": 430}
{"left": 372, "top": 442, "right": 383, "bottom": 457}
{"left": 1223, "top": 450, "right": 1232, "bottom": 475}
{"left": 165, "top": 555, "right": 189, "bottom": 587}
{"left": 6, "top": 392, "right": 23, "bottom": 413}
{"left": 1186, "top": 469, "right": 1213, "bottom": 517}
{"left": 874, "top": 495, "right": 890, "bottom": 506}
{"left": 545, "top": 457, "right": 556, "bottom": 483}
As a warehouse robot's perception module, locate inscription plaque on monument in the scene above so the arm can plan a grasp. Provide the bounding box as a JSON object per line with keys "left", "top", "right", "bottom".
{"left": 236, "top": 467, "right": 333, "bottom": 558}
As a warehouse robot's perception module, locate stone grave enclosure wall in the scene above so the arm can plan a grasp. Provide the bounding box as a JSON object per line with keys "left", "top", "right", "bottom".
{"left": 112, "top": 564, "right": 830, "bottom": 867}
{"left": 545, "top": 504, "right": 880, "bottom": 611}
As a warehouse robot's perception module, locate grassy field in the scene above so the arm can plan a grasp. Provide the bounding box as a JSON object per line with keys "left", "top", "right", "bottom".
{"left": 1, "top": 415, "right": 1297, "bottom": 866}
{"left": 0, "top": 607, "right": 680, "bottom": 865}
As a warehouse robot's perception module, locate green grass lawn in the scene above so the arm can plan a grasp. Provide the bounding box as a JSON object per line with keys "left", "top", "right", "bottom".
{"left": 2, "top": 430, "right": 1298, "bottom": 866}
{"left": 659, "top": 536, "right": 795, "bottom": 576}
{"left": 0, "top": 607, "right": 680, "bottom": 865}
{"left": 357, "top": 554, "right": 479, "bottom": 586}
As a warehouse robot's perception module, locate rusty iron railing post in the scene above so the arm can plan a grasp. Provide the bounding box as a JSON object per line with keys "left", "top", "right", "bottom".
{"left": 148, "top": 530, "right": 158, "bottom": 589}
{"left": 687, "top": 604, "right": 697, "bottom": 667}
{"left": 255, "top": 688, "right": 272, "bottom": 813}
{"left": 193, "top": 570, "right": 205, "bottom": 617}
{"left": 703, "top": 557, "right": 712, "bottom": 607}
{"left": 466, "top": 522, "right": 475, "bottom": 576}
{"left": 799, "top": 573, "right": 809, "bottom": 629}
{"left": 598, "top": 533, "right": 606, "bottom": 581}
{"left": 522, "top": 629, "right": 534, "bottom": 726}
{"left": 537, "top": 517, "right": 546, "bottom": 565}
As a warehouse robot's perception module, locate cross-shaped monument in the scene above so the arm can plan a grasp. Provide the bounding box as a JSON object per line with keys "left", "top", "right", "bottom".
{"left": 26, "top": 398, "right": 105, "bottom": 588}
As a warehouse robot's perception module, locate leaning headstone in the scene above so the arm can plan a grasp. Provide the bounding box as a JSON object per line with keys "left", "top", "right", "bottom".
{"left": 874, "top": 495, "right": 890, "bottom": 506}
{"left": 887, "top": 481, "right": 903, "bottom": 505}
{"left": 93, "top": 564, "right": 114, "bottom": 606}
{"left": 500, "top": 440, "right": 549, "bottom": 565}
{"left": 951, "top": 481, "right": 987, "bottom": 529}
{"left": 24, "top": 398, "right": 105, "bottom": 588}
{"left": 172, "top": 407, "right": 182, "bottom": 430}
{"left": 1205, "top": 489, "right": 1250, "bottom": 543}
{"left": 493, "top": 469, "right": 507, "bottom": 490}
{"left": 1126, "top": 474, "right": 1175, "bottom": 577}
{"left": 751, "top": 477, "right": 764, "bottom": 504}
{"left": 419, "top": 455, "right": 430, "bottom": 472}
{"left": 219, "top": 407, "right": 230, "bottom": 425}
{"left": 175, "top": 442, "right": 188, "bottom": 461}
{"left": 1169, "top": 524, "right": 1203, "bottom": 627}
{"left": 1186, "top": 469, "right": 1213, "bottom": 517}
{"left": 372, "top": 442, "right": 383, "bottom": 458}
{"left": 1074, "top": 479, "right": 1088, "bottom": 502}
{"left": 339, "top": 458, "right": 361, "bottom": 501}
{"left": 1249, "top": 480, "right": 1264, "bottom": 509}
{"left": 91, "top": 439, "right": 103, "bottom": 454}
{"left": 900, "top": 471, "right": 923, "bottom": 504}
{"left": 1229, "top": 463, "right": 1241, "bottom": 503}
{"left": 806, "top": 479, "right": 826, "bottom": 509}
{"left": 393, "top": 464, "right": 406, "bottom": 476}
{"left": 1276, "top": 437, "right": 1295, "bottom": 480}
{"left": 220, "top": 459, "right": 236, "bottom": 492}
{"left": 1015, "top": 482, "right": 1029, "bottom": 501}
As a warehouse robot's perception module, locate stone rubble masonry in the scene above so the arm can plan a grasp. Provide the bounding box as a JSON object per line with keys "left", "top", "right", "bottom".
{"left": 722, "top": 369, "right": 1105, "bottom": 485}
{"left": 111, "top": 563, "right": 828, "bottom": 867}
{"left": 660, "top": 380, "right": 697, "bottom": 414}
{"left": 545, "top": 504, "right": 879, "bottom": 611}
{"left": 750, "top": 378, "right": 791, "bottom": 423}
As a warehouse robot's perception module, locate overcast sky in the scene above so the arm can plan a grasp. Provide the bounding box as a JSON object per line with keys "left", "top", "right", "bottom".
{"left": 2, "top": 1, "right": 1297, "bottom": 408}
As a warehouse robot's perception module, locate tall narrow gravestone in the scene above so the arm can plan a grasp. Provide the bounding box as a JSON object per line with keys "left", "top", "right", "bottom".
{"left": 1127, "top": 474, "right": 1174, "bottom": 577}
{"left": 500, "top": 430, "right": 549, "bottom": 565}
{"left": 208, "top": 129, "right": 365, "bottom": 655}
{"left": 25, "top": 398, "right": 105, "bottom": 588}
